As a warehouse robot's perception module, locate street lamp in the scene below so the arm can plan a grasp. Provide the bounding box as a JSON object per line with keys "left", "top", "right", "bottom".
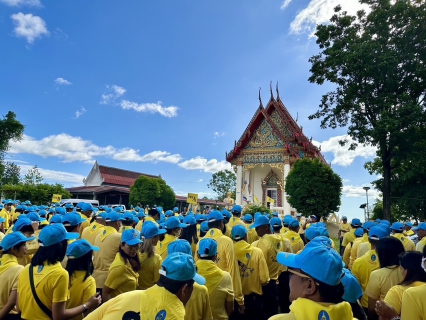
{"left": 363, "top": 187, "right": 370, "bottom": 220}
{"left": 359, "top": 203, "right": 367, "bottom": 222}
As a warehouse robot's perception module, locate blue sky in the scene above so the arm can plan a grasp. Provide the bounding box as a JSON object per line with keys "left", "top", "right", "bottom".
{"left": 1, "top": 0, "right": 378, "bottom": 219}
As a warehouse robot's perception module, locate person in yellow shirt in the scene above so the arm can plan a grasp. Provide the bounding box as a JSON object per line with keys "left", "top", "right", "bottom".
{"left": 157, "top": 216, "right": 187, "bottom": 260}
{"left": 304, "top": 225, "right": 321, "bottom": 243}
{"left": 341, "top": 268, "right": 367, "bottom": 320}
{"left": 342, "top": 218, "right": 362, "bottom": 248}
{"left": 78, "top": 203, "right": 94, "bottom": 236}
{"left": 225, "top": 205, "right": 245, "bottom": 237}
{"left": 135, "top": 210, "right": 146, "bottom": 232}
{"left": 390, "top": 222, "right": 416, "bottom": 251}
{"left": 375, "top": 250, "right": 426, "bottom": 319}
{"left": 194, "top": 210, "right": 245, "bottom": 315}
{"left": 84, "top": 252, "right": 205, "bottom": 320}
{"left": 413, "top": 222, "right": 426, "bottom": 252}
{"left": 269, "top": 241, "right": 355, "bottom": 320}
{"left": 283, "top": 219, "right": 305, "bottom": 254}
{"left": 0, "top": 200, "right": 14, "bottom": 231}
{"left": 168, "top": 239, "right": 213, "bottom": 320}
{"left": 365, "top": 236, "right": 405, "bottom": 320}
{"left": 119, "top": 212, "right": 136, "bottom": 233}
{"left": 402, "top": 221, "right": 414, "bottom": 236}
{"left": 81, "top": 214, "right": 105, "bottom": 246}
{"left": 338, "top": 216, "right": 351, "bottom": 255}
{"left": 343, "top": 227, "right": 364, "bottom": 268}
{"left": 0, "top": 217, "right": 5, "bottom": 243}
{"left": 62, "top": 213, "right": 86, "bottom": 238}
{"left": 102, "top": 229, "right": 142, "bottom": 302}
{"left": 352, "top": 226, "right": 387, "bottom": 311}
{"left": 199, "top": 220, "right": 210, "bottom": 238}
{"left": 348, "top": 223, "right": 372, "bottom": 270}
{"left": 65, "top": 239, "right": 99, "bottom": 320}
{"left": 196, "top": 238, "right": 234, "bottom": 320}
{"left": 180, "top": 215, "right": 199, "bottom": 256}
{"left": 12, "top": 217, "right": 40, "bottom": 266}
{"left": 0, "top": 232, "right": 35, "bottom": 319}
{"left": 243, "top": 214, "right": 258, "bottom": 244}
{"left": 17, "top": 224, "right": 101, "bottom": 320}
{"left": 138, "top": 221, "right": 165, "bottom": 290}
{"left": 92, "top": 212, "right": 124, "bottom": 291}
{"left": 231, "top": 225, "right": 269, "bottom": 320}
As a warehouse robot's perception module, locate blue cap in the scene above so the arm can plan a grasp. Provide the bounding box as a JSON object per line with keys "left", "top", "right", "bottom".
{"left": 105, "top": 212, "right": 124, "bottom": 222}
{"left": 413, "top": 222, "right": 426, "bottom": 231}
{"left": 270, "top": 217, "right": 282, "bottom": 228}
{"left": 391, "top": 222, "right": 404, "bottom": 231}
{"left": 195, "top": 214, "right": 205, "bottom": 223}
{"left": 38, "top": 224, "right": 79, "bottom": 247}
{"left": 341, "top": 268, "right": 363, "bottom": 303}
{"left": 0, "top": 217, "right": 5, "bottom": 223}
{"left": 50, "top": 215, "right": 63, "bottom": 224}
{"left": 27, "top": 212, "right": 41, "bottom": 222}
{"left": 156, "top": 207, "right": 163, "bottom": 214}
{"left": 254, "top": 212, "right": 262, "bottom": 220}
{"left": 80, "top": 203, "right": 94, "bottom": 212}
{"left": 231, "top": 225, "right": 247, "bottom": 241}
{"left": 38, "top": 210, "right": 47, "bottom": 217}
{"left": 306, "top": 226, "right": 321, "bottom": 241}
{"left": 123, "top": 212, "right": 135, "bottom": 221}
{"left": 351, "top": 218, "right": 362, "bottom": 227}
{"left": 121, "top": 229, "right": 142, "bottom": 246}
{"left": 250, "top": 215, "right": 270, "bottom": 229}
{"left": 283, "top": 215, "right": 293, "bottom": 226}
{"left": 55, "top": 207, "right": 66, "bottom": 215}
{"left": 165, "top": 210, "right": 174, "bottom": 217}
{"left": 318, "top": 227, "right": 329, "bottom": 237}
{"left": 310, "top": 236, "right": 333, "bottom": 248}
{"left": 0, "top": 232, "right": 36, "bottom": 251}
{"left": 277, "top": 241, "right": 343, "bottom": 286}
{"left": 200, "top": 221, "right": 209, "bottom": 233}
{"left": 243, "top": 214, "right": 253, "bottom": 223}
{"left": 404, "top": 222, "right": 413, "bottom": 228}
{"left": 207, "top": 210, "right": 224, "bottom": 222}
{"left": 136, "top": 211, "right": 146, "bottom": 218}
{"left": 62, "top": 213, "right": 86, "bottom": 227}
{"left": 168, "top": 239, "right": 192, "bottom": 255}
{"left": 369, "top": 226, "right": 389, "bottom": 240}
{"left": 65, "top": 203, "right": 74, "bottom": 209}
{"left": 354, "top": 228, "right": 364, "bottom": 237}
{"left": 165, "top": 217, "right": 187, "bottom": 229}
{"left": 342, "top": 216, "right": 348, "bottom": 220}
{"left": 142, "top": 221, "right": 166, "bottom": 239}
{"left": 173, "top": 207, "right": 179, "bottom": 212}
{"left": 198, "top": 238, "right": 218, "bottom": 257}
{"left": 160, "top": 252, "right": 205, "bottom": 285}
{"left": 362, "top": 221, "right": 374, "bottom": 230}
{"left": 272, "top": 212, "right": 279, "bottom": 217}
{"left": 289, "top": 218, "right": 300, "bottom": 228}
{"left": 12, "top": 218, "right": 32, "bottom": 231}
{"left": 231, "top": 205, "right": 242, "bottom": 214}
{"left": 380, "top": 220, "right": 391, "bottom": 226}
{"left": 5, "top": 200, "right": 13, "bottom": 205}
{"left": 66, "top": 239, "right": 99, "bottom": 259}
{"left": 221, "top": 210, "right": 231, "bottom": 220}
{"left": 183, "top": 215, "right": 196, "bottom": 226}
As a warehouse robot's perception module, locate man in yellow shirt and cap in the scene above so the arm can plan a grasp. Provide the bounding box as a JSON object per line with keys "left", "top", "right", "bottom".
{"left": 413, "top": 222, "right": 426, "bottom": 253}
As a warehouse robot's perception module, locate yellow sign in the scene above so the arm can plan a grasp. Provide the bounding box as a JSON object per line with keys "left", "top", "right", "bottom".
{"left": 187, "top": 193, "right": 198, "bottom": 205}
{"left": 51, "top": 194, "right": 62, "bottom": 203}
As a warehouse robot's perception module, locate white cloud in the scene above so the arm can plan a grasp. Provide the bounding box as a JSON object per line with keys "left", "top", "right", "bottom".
{"left": 342, "top": 184, "right": 380, "bottom": 198}
{"left": 289, "top": 0, "right": 368, "bottom": 37}
{"left": 178, "top": 157, "right": 231, "bottom": 173}
{"left": 121, "top": 100, "right": 178, "bottom": 118}
{"left": 113, "top": 150, "right": 182, "bottom": 164}
{"left": 214, "top": 132, "right": 225, "bottom": 138}
{"left": 100, "top": 85, "right": 126, "bottom": 105}
{"left": 1, "top": 0, "right": 41, "bottom": 6}
{"left": 11, "top": 12, "right": 49, "bottom": 43}
{"left": 20, "top": 165, "right": 85, "bottom": 185}
{"left": 74, "top": 107, "right": 86, "bottom": 119}
{"left": 175, "top": 190, "right": 216, "bottom": 199}
{"left": 312, "top": 135, "right": 376, "bottom": 166}
{"left": 54, "top": 77, "right": 72, "bottom": 86}
{"left": 197, "top": 179, "right": 203, "bottom": 183}
{"left": 280, "top": 0, "right": 292, "bottom": 10}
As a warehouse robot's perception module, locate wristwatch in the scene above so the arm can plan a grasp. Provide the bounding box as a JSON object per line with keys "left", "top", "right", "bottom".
{"left": 83, "top": 304, "right": 88, "bottom": 313}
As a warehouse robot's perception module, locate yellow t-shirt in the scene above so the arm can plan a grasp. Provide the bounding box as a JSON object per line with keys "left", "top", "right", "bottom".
{"left": 0, "top": 254, "right": 23, "bottom": 315}
{"left": 0, "top": 231, "right": 4, "bottom": 243}
{"left": 401, "top": 284, "right": 426, "bottom": 320}
{"left": 225, "top": 217, "right": 245, "bottom": 237}
{"left": 195, "top": 228, "right": 244, "bottom": 306}
{"left": 339, "top": 222, "right": 351, "bottom": 233}
{"left": 135, "top": 219, "right": 144, "bottom": 232}
{"left": 81, "top": 222, "right": 105, "bottom": 246}
{"left": 282, "top": 230, "right": 305, "bottom": 253}
{"left": 92, "top": 226, "right": 121, "bottom": 288}
{"left": 357, "top": 242, "right": 371, "bottom": 258}
{"left": 67, "top": 271, "right": 96, "bottom": 320}
{"left": 365, "top": 266, "right": 404, "bottom": 302}
{"left": 403, "top": 229, "right": 414, "bottom": 237}
{"left": 343, "top": 243, "right": 352, "bottom": 268}
{"left": 349, "top": 234, "right": 368, "bottom": 269}
{"left": 269, "top": 298, "right": 355, "bottom": 320}
{"left": 384, "top": 281, "right": 425, "bottom": 314}
{"left": 415, "top": 236, "right": 426, "bottom": 253}
{"left": 18, "top": 262, "right": 69, "bottom": 320}
{"left": 247, "top": 228, "right": 259, "bottom": 244}
{"left": 0, "top": 208, "right": 11, "bottom": 230}
{"left": 342, "top": 229, "right": 356, "bottom": 247}
{"left": 119, "top": 225, "right": 134, "bottom": 233}
{"left": 391, "top": 233, "right": 416, "bottom": 251}
{"left": 156, "top": 234, "right": 178, "bottom": 260}
{"left": 351, "top": 250, "right": 380, "bottom": 307}
{"left": 137, "top": 252, "right": 162, "bottom": 290}
{"left": 185, "top": 282, "right": 213, "bottom": 320}
{"left": 79, "top": 213, "right": 91, "bottom": 236}
{"left": 104, "top": 253, "right": 139, "bottom": 298}
{"left": 234, "top": 240, "right": 270, "bottom": 296}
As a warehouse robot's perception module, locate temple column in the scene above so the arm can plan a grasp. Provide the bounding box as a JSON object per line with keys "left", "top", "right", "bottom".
{"left": 236, "top": 165, "right": 243, "bottom": 205}
{"left": 283, "top": 158, "right": 291, "bottom": 215}
{"left": 243, "top": 169, "right": 250, "bottom": 206}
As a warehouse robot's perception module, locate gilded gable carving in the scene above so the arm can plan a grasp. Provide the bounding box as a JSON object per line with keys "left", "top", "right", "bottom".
{"left": 270, "top": 110, "right": 292, "bottom": 137}
{"left": 245, "top": 119, "right": 284, "bottom": 150}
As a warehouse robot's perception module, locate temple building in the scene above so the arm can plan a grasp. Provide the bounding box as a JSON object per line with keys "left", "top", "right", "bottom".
{"left": 226, "top": 84, "right": 326, "bottom": 215}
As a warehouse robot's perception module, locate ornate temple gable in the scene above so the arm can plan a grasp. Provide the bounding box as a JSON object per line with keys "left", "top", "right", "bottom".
{"left": 244, "top": 119, "right": 284, "bottom": 150}
{"left": 262, "top": 169, "right": 283, "bottom": 189}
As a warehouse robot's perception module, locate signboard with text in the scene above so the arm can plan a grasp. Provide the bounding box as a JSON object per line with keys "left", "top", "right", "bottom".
{"left": 187, "top": 193, "right": 198, "bottom": 205}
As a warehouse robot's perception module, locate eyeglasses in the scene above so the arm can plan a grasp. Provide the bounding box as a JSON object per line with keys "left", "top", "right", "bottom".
{"left": 288, "top": 269, "right": 320, "bottom": 285}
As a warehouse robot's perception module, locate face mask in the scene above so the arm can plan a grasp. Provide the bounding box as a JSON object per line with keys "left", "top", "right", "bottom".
{"left": 422, "top": 257, "right": 426, "bottom": 273}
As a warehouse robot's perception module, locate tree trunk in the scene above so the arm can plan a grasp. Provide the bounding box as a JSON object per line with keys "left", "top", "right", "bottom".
{"left": 382, "top": 156, "right": 392, "bottom": 221}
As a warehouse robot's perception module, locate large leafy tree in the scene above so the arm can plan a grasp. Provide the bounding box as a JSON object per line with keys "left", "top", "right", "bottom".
{"left": 1, "top": 183, "right": 71, "bottom": 204}
{"left": 23, "top": 165, "right": 43, "bottom": 185}
{"left": 286, "top": 158, "right": 342, "bottom": 219}
{"left": 1, "top": 162, "right": 21, "bottom": 186}
{"left": 207, "top": 169, "right": 236, "bottom": 201}
{"left": 130, "top": 176, "right": 176, "bottom": 209}
{"left": 308, "top": 0, "right": 426, "bottom": 220}
{"left": 0, "top": 111, "right": 25, "bottom": 177}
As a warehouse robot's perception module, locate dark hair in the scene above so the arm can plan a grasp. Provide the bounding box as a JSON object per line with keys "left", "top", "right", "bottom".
{"left": 19, "top": 225, "right": 34, "bottom": 233}
{"left": 166, "top": 228, "right": 180, "bottom": 236}
{"left": 31, "top": 239, "right": 68, "bottom": 266}
{"left": 199, "top": 230, "right": 207, "bottom": 238}
{"left": 316, "top": 280, "right": 345, "bottom": 304}
{"left": 377, "top": 237, "right": 404, "bottom": 268}
{"left": 3, "top": 241, "right": 27, "bottom": 255}
{"left": 122, "top": 219, "right": 133, "bottom": 227}
{"left": 423, "top": 245, "right": 426, "bottom": 257}
{"left": 157, "top": 274, "right": 194, "bottom": 294}
{"left": 64, "top": 225, "right": 79, "bottom": 233}
{"left": 273, "top": 226, "right": 282, "bottom": 232}
{"left": 65, "top": 250, "right": 94, "bottom": 282}
{"left": 208, "top": 220, "right": 222, "bottom": 230}
{"left": 399, "top": 251, "right": 426, "bottom": 286}
{"left": 119, "top": 246, "right": 141, "bottom": 272}
{"left": 159, "top": 233, "right": 165, "bottom": 242}
{"left": 289, "top": 225, "right": 299, "bottom": 232}
{"left": 350, "top": 302, "right": 367, "bottom": 320}
{"left": 148, "top": 209, "right": 159, "bottom": 217}
{"left": 180, "top": 224, "right": 198, "bottom": 245}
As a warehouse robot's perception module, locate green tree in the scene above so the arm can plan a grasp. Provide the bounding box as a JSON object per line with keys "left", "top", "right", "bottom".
{"left": 130, "top": 176, "right": 176, "bottom": 209}
{"left": 243, "top": 204, "right": 271, "bottom": 217}
{"left": 23, "top": 165, "right": 43, "bottom": 185}
{"left": 0, "top": 111, "right": 25, "bottom": 177}
{"left": 1, "top": 183, "right": 71, "bottom": 204}
{"left": 308, "top": 0, "right": 426, "bottom": 221}
{"left": 1, "top": 162, "right": 21, "bottom": 186}
{"left": 207, "top": 169, "right": 236, "bottom": 201}
{"left": 286, "top": 158, "right": 342, "bottom": 219}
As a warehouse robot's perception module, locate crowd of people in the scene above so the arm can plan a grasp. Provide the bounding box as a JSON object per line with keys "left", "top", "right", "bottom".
{"left": 0, "top": 198, "right": 425, "bottom": 320}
